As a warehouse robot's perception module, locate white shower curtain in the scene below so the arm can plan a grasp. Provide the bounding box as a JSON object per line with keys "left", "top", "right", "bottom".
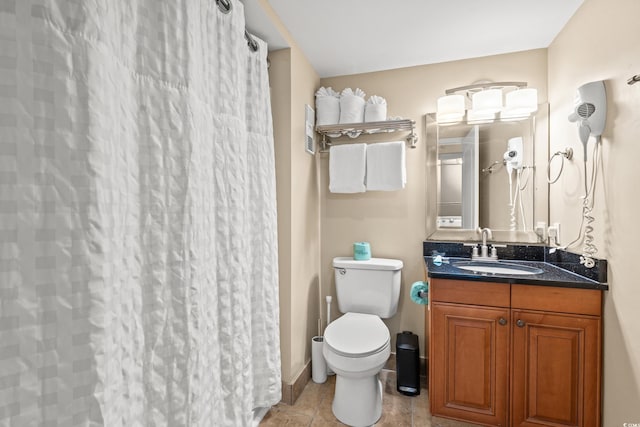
{"left": 0, "top": 1, "right": 281, "bottom": 425}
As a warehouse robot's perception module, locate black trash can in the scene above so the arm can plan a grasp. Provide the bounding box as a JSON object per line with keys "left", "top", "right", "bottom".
{"left": 396, "top": 331, "right": 420, "bottom": 396}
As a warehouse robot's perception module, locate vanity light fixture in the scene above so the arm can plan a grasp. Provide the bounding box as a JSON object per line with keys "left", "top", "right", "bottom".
{"left": 504, "top": 88, "right": 538, "bottom": 115}
{"left": 436, "top": 82, "right": 537, "bottom": 125}
{"left": 436, "top": 94, "right": 465, "bottom": 123}
{"left": 472, "top": 88, "right": 503, "bottom": 114}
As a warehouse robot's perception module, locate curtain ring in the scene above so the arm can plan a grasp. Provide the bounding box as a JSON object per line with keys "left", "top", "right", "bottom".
{"left": 216, "top": 0, "right": 232, "bottom": 14}
{"left": 245, "top": 30, "right": 259, "bottom": 52}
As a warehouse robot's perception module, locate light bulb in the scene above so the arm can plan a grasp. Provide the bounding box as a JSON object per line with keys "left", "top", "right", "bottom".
{"left": 436, "top": 94, "right": 465, "bottom": 123}
{"left": 472, "top": 89, "right": 502, "bottom": 114}
{"left": 505, "top": 88, "right": 538, "bottom": 115}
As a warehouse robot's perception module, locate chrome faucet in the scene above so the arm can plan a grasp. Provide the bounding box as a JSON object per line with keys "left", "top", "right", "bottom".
{"left": 464, "top": 227, "right": 502, "bottom": 260}
{"left": 480, "top": 227, "right": 492, "bottom": 248}
{"left": 463, "top": 227, "right": 505, "bottom": 260}
{"left": 478, "top": 227, "right": 493, "bottom": 258}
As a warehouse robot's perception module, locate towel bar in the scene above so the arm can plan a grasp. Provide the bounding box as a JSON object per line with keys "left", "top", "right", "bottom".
{"left": 316, "top": 119, "right": 417, "bottom": 153}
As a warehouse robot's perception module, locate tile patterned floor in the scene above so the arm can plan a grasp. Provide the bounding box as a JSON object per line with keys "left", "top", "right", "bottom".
{"left": 260, "top": 370, "right": 478, "bottom": 426}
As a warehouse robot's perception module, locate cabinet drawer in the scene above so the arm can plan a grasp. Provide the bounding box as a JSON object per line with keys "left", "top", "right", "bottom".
{"left": 511, "top": 284, "right": 602, "bottom": 316}
{"left": 430, "top": 279, "right": 510, "bottom": 308}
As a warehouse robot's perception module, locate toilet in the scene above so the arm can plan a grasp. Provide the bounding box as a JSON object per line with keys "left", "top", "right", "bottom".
{"left": 323, "top": 256, "right": 403, "bottom": 427}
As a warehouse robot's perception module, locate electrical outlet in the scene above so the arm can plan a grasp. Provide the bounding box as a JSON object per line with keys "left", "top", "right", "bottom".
{"left": 548, "top": 223, "right": 561, "bottom": 245}
{"left": 535, "top": 221, "right": 547, "bottom": 242}
{"left": 553, "top": 222, "right": 561, "bottom": 244}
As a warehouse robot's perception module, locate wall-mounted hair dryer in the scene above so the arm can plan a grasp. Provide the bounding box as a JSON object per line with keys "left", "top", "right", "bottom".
{"left": 568, "top": 80, "right": 606, "bottom": 158}
{"left": 564, "top": 80, "right": 607, "bottom": 269}
{"left": 503, "top": 137, "right": 523, "bottom": 173}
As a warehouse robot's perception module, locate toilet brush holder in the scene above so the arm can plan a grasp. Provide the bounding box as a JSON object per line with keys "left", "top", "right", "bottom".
{"left": 311, "top": 336, "right": 327, "bottom": 383}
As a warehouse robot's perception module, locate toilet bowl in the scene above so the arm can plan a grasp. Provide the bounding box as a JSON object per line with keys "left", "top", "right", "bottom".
{"left": 325, "top": 256, "right": 402, "bottom": 426}
{"left": 323, "top": 312, "right": 391, "bottom": 427}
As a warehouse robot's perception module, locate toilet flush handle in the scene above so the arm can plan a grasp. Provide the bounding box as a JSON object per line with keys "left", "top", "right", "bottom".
{"left": 337, "top": 268, "right": 346, "bottom": 275}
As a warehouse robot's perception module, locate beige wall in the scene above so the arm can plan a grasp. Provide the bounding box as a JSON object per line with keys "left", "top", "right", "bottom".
{"left": 269, "top": 46, "right": 321, "bottom": 384}
{"left": 263, "top": 0, "right": 321, "bottom": 385}
{"left": 289, "top": 46, "right": 322, "bottom": 382}
{"left": 269, "top": 48, "right": 294, "bottom": 382}
{"left": 320, "top": 49, "right": 548, "bottom": 356}
{"left": 548, "top": 0, "right": 640, "bottom": 422}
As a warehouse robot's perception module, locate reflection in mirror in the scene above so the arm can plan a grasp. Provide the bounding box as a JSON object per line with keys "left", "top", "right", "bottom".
{"left": 437, "top": 126, "right": 478, "bottom": 230}
{"left": 426, "top": 104, "right": 549, "bottom": 243}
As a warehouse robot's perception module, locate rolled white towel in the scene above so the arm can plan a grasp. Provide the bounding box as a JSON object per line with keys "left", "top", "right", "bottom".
{"left": 315, "top": 87, "right": 340, "bottom": 126}
{"left": 339, "top": 88, "right": 366, "bottom": 124}
{"left": 365, "top": 95, "right": 387, "bottom": 122}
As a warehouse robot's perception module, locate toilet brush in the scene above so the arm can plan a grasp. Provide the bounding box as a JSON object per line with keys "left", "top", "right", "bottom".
{"left": 312, "top": 317, "right": 326, "bottom": 383}
{"left": 311, "top": 335, "right": 326, "bottom": 383}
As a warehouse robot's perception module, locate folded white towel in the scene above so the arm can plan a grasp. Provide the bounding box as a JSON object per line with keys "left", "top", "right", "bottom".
{"left": 316, "top": 87, "right": 339, "bottom": 98}
{"left": 365, "top": 141, "right": 406, "bottom": 191}
{"left": 339, "top": 88, "right": 366, "bottom": 124}
{"left": 315, "top": 87, "right": 340, "bottom": 126}
{"left": 365, "top": 104, "right": 387, "bottom": 123}
{"left": 367, "top": 95, "right": 386, "bottom": 105}
{"left": 365, "top": 96, "right": 387, "bottom": 123}
{"left": 329, "top": 143, "right": 367, "bottom": 193}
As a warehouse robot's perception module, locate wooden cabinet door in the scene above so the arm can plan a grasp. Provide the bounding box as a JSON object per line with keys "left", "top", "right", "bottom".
{"left": 511, "top": 310, "right": 601, "bottom": 427}
{"left": 431, "top": 302, "right": 510, "bottom": 426}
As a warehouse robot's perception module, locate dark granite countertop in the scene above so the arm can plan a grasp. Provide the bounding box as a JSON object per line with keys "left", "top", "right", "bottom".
{"left": 423, "top": 241, "right": 608, "bottom": 291}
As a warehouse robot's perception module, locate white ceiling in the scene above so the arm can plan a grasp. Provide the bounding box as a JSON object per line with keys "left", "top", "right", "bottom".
{"left": 239, "top": 0, "right": 289, "bottom": 51}
{"left": 242, "top": 0, "right": 583, "bottom": 78}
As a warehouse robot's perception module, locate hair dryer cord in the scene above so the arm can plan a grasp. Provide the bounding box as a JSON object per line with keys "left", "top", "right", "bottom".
{"left": 580, "top": 139, "right": 600, "bottom": 268}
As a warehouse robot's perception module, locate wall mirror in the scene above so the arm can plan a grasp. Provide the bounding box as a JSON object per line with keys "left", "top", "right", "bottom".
{"left": 425, "top": 104, "right": 549, "bottom": 243}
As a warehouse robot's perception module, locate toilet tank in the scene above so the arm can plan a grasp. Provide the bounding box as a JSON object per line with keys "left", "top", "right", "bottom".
{"left": 333, "top": 257, "right": 403, "bottom": 318}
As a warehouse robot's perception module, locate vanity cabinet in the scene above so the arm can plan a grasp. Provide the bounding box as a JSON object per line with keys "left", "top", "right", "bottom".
{"left": 510, "top": 285, "right": 602, "bottom": 427}
{"left": 429, "top": 279, "right": 602, "bottom": 427}
{"left": 431, "top": 302, "right": 510, "bottom": 426}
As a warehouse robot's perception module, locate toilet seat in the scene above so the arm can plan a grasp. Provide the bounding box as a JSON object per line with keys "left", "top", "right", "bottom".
{"left": 325, "top": 312, "right": 390, "bottom": 358}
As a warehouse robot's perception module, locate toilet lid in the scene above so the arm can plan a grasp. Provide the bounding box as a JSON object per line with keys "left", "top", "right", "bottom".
{"left": 324, "top": 312, "right": 390, "bottom": 358}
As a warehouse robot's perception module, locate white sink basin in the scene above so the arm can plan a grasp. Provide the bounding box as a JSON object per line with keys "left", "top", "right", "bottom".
{"left": 453, "top": 261, "right": 544, "bottom": 276}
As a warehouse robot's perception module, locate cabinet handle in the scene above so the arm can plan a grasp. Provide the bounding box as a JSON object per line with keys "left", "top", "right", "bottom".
{"left": 516, "top": 319, "right": 525, "bottom": 328}
{"left": 498, "top": 317, "right": 507, "bottom": 326}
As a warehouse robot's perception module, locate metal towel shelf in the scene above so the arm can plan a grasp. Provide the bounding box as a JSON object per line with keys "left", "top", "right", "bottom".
{"left": 316, "top": 119, "right": 417, "bottom": 153}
